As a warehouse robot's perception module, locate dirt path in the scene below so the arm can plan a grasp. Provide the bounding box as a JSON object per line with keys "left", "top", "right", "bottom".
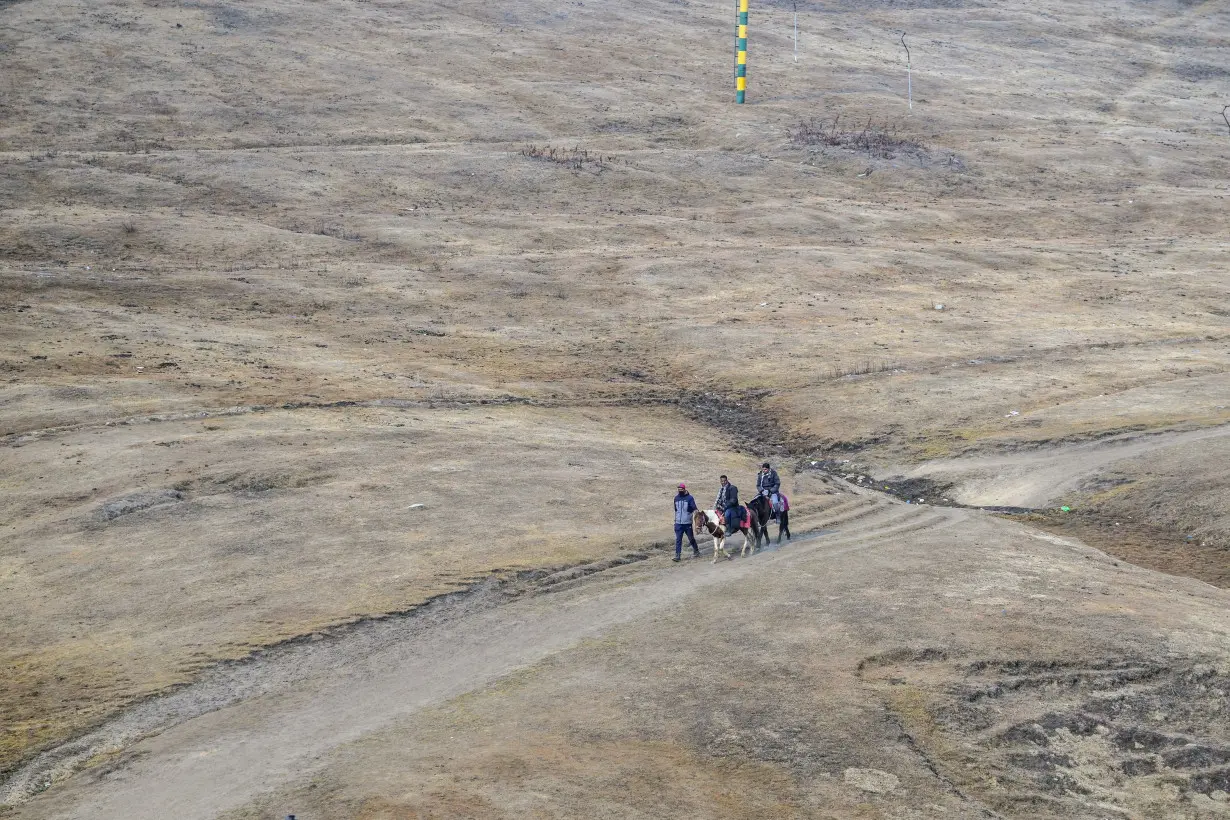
{"left": 13, "top": 481, "right": 1230, "bottom": 820}
{"left": 885, "top": 424, "right": 1230, "bottom": 509}
{"left": 7, "top": 492, "right": 965, "bottom": 818}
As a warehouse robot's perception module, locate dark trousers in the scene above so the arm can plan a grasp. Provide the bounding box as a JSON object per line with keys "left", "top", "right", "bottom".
{"left": 777, "top": 510, "right": 791, "bottom": 541}
{"left": 724, "top": 506, "right": 741, "bottom": 532}
{"left": 674, "top": 523, "right": 699, "bottom": 556}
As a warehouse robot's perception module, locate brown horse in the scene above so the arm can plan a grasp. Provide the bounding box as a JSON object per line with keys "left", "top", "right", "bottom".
{"left": 745, "top": 494, "right": 774, "bottom": 549}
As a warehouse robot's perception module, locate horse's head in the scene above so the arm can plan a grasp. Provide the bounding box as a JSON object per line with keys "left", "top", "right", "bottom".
{"left": 692, "top": 509, "right": 707, "bottom": 531}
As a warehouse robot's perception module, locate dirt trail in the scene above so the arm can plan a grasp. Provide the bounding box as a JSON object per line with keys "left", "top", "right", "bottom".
{"left": 13, "top": 479, "right": 1230, "bottom": 819}
{"left": 6, "top": 491, "right": 964, "bottom": 819}
{"left": 885, "top": 424, "right": 1230, "bottom": 509}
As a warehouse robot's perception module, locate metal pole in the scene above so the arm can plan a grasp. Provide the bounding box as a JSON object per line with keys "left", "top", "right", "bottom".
{"left": 793, "top": 0, "right": 798, "bottom": 63}
{"left": 736, "top": 0, "right": 749, "bottom": 102}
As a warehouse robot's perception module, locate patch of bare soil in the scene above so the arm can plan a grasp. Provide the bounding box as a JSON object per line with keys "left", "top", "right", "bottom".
{"left": 1023, "top": 512, "right": 1230, "bottom": 590}
{"left": 861, "top": 652, "right": 1230, "bottom": 818}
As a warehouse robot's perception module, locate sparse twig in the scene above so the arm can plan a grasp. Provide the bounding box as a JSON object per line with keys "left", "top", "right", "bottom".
{"left": 519, "top": 144, "right": 614, "bottom": 174}
{"left": 790, "top": 116, "right": 926, "bottom": 160}
{"left": 825, "top": 359, "right": 902, "bottom": 379}
{"left": 1221, "top": 105, "right": 1229, "bottom": 137}
{"left": 900, "top": 33, "right": 912, "bottom": 112}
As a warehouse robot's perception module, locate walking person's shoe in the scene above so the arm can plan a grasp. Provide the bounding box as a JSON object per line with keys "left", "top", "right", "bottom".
{"left": 692, "top": 548, "right": 700, "bottom": 558}
{"left": 672, "top": 555, "right": 681, "bottom": 562}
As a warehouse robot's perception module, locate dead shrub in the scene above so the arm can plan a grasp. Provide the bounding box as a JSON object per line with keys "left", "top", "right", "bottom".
{"left": 826, "top": 359, "right": 903, "bottom": 379}
{"left": 791, "top": 116, "right": 927, "bottom": 159}
{"left": 519, "top": 145, "right": 617, "bottom": 174}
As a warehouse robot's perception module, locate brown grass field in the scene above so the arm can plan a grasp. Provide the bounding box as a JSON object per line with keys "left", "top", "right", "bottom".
{"left": 1, "top": 0, "right": 1228, "bottom": 816}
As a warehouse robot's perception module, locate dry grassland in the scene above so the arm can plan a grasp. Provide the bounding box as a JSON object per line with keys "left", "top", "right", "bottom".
{"left": 1, "top": 404, "right": 783, "bottom": 772}
{"left": 1, "top": 0, "right": 1228, "bottom": 805}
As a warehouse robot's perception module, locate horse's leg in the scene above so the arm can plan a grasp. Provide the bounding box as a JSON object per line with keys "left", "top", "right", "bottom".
{"left": 711, "top": 534, "right": 722, "bottom": 564}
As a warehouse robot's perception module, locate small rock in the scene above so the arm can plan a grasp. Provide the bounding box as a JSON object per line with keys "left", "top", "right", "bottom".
{"left": 408, "top": 503, "right": 427, "bottom": 511}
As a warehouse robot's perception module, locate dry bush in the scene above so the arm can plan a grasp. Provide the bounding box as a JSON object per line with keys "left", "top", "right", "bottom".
{"left": 826, "top": 359, "right": 903, "bottom": 379}
{"left": 791, "top": 116, "right": 927, "bottom": 159}
{"left": 519, "top": 144, "right": 618, "bottom": 174}
{"left": 313, "top": 222, "right": 362, "bottom": 241}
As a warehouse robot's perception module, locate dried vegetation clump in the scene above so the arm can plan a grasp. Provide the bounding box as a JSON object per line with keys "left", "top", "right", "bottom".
{"left": 791, "top": 115, "right": 928, "bottom": 160}
{"left": 518, "top": 144, "right": 622, "bottom": 174}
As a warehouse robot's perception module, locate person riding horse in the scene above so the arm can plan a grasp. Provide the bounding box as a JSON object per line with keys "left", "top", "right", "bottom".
{"left": 756, "top": 462, "right": 781, "bottom": 518}
{"left": 748, "top": 480, "right": 791, "bottom": 546}
{"left": 714, "top": 475, "right": 740, "bottom": 534}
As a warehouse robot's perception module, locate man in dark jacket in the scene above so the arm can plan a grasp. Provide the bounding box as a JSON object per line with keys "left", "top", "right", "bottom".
{"left": 673, "top": 483, "right": 699, "bottom": 562}
{"left": 757, "top": 462, "right": 782, "bottom": 518}
{"left": 715, "top": 475, "right": 740, "bottom": 533}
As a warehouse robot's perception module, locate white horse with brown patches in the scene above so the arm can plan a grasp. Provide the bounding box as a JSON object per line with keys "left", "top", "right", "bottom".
{"left": 692, "top": 508, "right": 754, "bottom": 563}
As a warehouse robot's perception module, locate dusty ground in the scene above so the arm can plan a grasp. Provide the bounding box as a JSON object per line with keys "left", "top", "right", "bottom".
{"left": 0, "top": 402, "right": 792, "bottom": 771}
{"left": 10, "top": 488, "right": 1230, "bottom": 820}
{"left": 2, "top": 0, "right": 1229, "bottom": 815}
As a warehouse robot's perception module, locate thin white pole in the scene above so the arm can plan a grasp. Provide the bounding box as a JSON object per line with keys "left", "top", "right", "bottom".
{"left": 793, "top": 11, "right": 798, "bottom": 63}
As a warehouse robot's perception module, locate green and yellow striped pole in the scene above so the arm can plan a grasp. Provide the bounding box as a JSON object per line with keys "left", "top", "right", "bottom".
{"left": 735, "top": 0, "right": 748, "bottom": 103}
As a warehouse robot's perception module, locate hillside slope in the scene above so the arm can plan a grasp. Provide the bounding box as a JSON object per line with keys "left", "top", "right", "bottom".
{"left": 1, "top": 0, "right": 1228, "bottom": 812}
